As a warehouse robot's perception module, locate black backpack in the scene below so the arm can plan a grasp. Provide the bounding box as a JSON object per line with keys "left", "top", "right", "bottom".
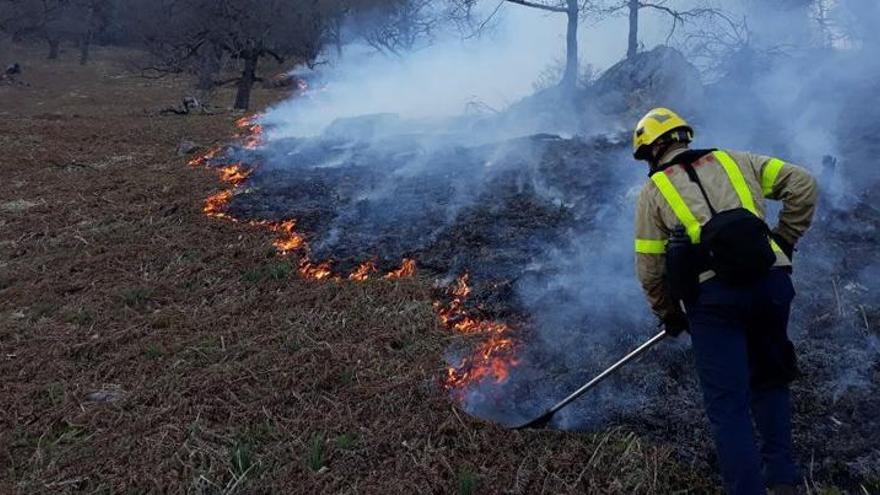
{"left": 669, "top": 151, "right": 776, "bottom": 287}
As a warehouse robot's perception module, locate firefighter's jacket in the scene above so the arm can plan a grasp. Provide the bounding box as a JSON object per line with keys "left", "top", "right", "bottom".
{"left": 634, "top": 148, "right": 818, "bottom": 320}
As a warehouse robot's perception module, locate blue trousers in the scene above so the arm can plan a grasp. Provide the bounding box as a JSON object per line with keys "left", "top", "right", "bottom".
{"left": 686, "top": 269, "right": 800, "bottom": 495}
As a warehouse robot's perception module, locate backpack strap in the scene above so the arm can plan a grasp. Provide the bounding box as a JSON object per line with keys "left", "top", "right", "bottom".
{"left": 650, "top": 171, "right": 702, "bottom": 244}
{"left": 712, "top": 150, "right": 759, "bottom": 217}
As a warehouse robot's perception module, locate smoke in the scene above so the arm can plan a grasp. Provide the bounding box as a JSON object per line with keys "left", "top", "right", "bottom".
{"left": 263, "top": 6, "right": 571, "bottom": 139}
{"left": 231, "top": 0, "right": 880, "bottom": 482}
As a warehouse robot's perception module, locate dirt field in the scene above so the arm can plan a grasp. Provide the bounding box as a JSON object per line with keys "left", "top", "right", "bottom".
{"left": 1, "top": 44, "right": 741, "bottom": 494}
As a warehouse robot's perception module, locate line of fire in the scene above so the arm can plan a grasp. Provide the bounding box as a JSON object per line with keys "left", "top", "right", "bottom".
{"left": 190, "top": 113, "right": 519, "bottom": 394}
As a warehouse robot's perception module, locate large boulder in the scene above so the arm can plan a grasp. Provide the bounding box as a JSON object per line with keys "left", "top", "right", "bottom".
{"left": 588, "top": 46, "right": 705, "bottom": 126}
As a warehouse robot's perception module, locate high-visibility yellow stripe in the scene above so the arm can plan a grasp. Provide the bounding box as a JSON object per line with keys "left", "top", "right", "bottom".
{"left": 635, "top": 239, "right": 667, "bottom": 254}
{"left": 650, "top": 171, "right": 701, "bottom": 244}
{"left": 713, "top": 150, "right": 758, "bottom": 216}
{"left": 762, "top": 158, "right": 785, "bottom": 197}
{"left": 770, "top": 239, "right": 783, "bottom": 253}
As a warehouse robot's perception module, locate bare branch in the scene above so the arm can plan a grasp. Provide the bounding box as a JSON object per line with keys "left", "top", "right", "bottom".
{"left": 504, "top": 0, "right": 567, "bottom": 13}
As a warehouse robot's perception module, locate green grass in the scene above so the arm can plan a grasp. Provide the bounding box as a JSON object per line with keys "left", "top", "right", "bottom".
{"left": 47, "top": 421, "right": 86, "bottom": 447}
{"left": 62, "top": 308, "right": 93, "bottom": 326}
{"left": 335, "top": 433, "right": 357, "bottom": 451}
{"left": 121, "top": 287, "right": 153, "bottom": 310}
{"left": 42, "top": 382, "right": 64, "bottom": 407}
{"left": 282, "top": 337, "right": 302, "bottom": 353}
{"left": 229, "top": 439, "right": 256, "bottom": 478}
{"left": 144, "top": 343, "right": 165, "bottom": 359}
{"left": 337, "top": 369, "right": 355, "bottom": 387}
{"left": 306, "top": 434, "right": 326, "bottom": 472}
{"left": 243, "top": 261, "right": 293, "bottom": 283}
{"left": 28, "top": 301, "right": 57, "bottom": 321}
{"left": 456, "top": 467, "right": 478, "bottom": 495}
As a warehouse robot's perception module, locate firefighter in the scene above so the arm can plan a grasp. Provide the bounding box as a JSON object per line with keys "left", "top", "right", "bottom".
{"left": 631, "top": 108, "right": 817, "bottom": 495}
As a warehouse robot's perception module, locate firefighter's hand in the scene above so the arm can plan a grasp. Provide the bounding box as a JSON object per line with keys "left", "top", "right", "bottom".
{"left": 770, "top": 232, "right": 795, "bottom": 260}
{"left": 662, "top": 311, "right": 690, "bottom": 338}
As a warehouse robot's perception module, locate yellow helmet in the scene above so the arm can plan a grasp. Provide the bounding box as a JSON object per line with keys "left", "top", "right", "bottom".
{"left": 632, "top": 107, "right": 693, "bottom": 160}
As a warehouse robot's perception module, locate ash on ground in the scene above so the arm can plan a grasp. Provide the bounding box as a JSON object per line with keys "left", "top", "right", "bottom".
{"left": 212, "top": 113, "right": 880, "bottom": 490}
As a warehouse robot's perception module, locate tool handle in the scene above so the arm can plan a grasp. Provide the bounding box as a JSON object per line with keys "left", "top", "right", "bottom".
{"left": 546, "top": 330, "right": 667, "bottom": 416}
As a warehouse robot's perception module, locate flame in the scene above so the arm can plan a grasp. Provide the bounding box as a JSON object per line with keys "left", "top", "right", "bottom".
{"left": 203, "top": 190, "right": 233, "bottom": 218}
{"left": 264, "top": 220, "right": 305, "bottom": 254}
{"left": 438, "top": 273, "right": 520, "bottom": 392}
{"left": 235, "top": 114, "right": 265, "bottom": 150}
{"left": 190, "top": 113, "right": 522, "bottom": 396}
{"left": 349, "top": 260, "right": 378, "bottom": 281}
{"left": 299, "top": 259, "right": 333, "bottom": 280}
{"left": 188, "top": 146, "right": 222, "bottom": 168}
{"left": 385, "top": 258, "right": 416, "bottom": 279}
{"left": 445, "top": 335, "right": 519, "bottom": 389}
{"left": 218, "top": 164, "right": 252, "bottom": 186}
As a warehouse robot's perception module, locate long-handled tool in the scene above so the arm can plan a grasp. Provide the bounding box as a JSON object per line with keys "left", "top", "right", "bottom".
{"left": 512, "top": 330, "right": 668, "bottom": 430}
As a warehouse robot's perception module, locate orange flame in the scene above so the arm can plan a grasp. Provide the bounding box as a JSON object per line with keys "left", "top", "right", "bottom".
{"left": 243, "top": 125, "right": 264, "bottom": 150}
{"left": 189, "top": 146, "right": 222, "bottom": 168}
{"left": 438, "top": 273, "right": 519, "bottom": 391}
{"left": 385, "top": 258, "right": 416, "bottom": 279}
{"left": 299, "top": 259, "right": 333, "bottom": 280}
{"left": 264, "top": 220, "right": 305, "bottom": 254}
{"left": 191, "top": 112, "right": 522, "bottom": 397}
{"left": 349, "top": 260, "right": 378, "bottom": 281}
{"left": 218, "top": 164, "right": 252, "bottom": 186}
{"left": 445, "top": 336, "right": 519, "bottom": 389}
{"left": 204, "top": 190, "right": 233, "bottom": 218}
{"left": 235, "top": 115, "right": 265, "bottom": 150}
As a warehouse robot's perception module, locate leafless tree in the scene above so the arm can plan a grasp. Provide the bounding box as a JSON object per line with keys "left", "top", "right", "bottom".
{"left": 69, "top": 0, "right": 114, "bottom": 65}
{"left": 453, "top": 0, "right": 591, "bottom": 94}
{"left": 353, "top": 0, "right": 438, "bottom": 56}
{"left": 0, "top": 0, "right": 113, "bottom": 62}
{"left": 129, "top": 0, "right": 337, "bottom": 110}
{"left": 596, "top": 0, "right": 722, "bottom": 59}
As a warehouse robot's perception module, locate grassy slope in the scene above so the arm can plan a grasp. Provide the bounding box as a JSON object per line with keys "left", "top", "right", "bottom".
{"left": 0, "top": 45, "right": 717, "bottom": 494}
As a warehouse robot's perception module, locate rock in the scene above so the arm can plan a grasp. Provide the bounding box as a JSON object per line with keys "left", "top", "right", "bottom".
{"left": 85, "top": 389, "right": 123, "bottom": 402}
{"left": 1, "top": 199, "right": 39, "bottom": 212}
{"left": 589, "top": 46, "right": 705, "bottom": 122}
{"left": 177, "top": 140, "right": 201, "bottom": 156}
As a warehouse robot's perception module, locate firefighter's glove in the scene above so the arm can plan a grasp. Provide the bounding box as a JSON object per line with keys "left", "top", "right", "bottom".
{"left": 662, "top": 311, "right": 690, "bottom": 338}
{"left": 770, "top": 232, "right": 795, "bottom": 260}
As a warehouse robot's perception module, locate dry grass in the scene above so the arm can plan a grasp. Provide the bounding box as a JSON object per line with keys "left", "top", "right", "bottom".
{"left": 0, "top": 43, "right": 717, "bottom": 493}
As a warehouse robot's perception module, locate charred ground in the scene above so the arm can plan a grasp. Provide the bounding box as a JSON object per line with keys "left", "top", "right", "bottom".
{"left": 218, "top": 109, "right": 880, "bottom": 492}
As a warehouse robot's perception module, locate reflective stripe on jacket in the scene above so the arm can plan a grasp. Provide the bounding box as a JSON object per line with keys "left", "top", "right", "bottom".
{"left": 634, "top": 148, "right": 818, "bottom": 319}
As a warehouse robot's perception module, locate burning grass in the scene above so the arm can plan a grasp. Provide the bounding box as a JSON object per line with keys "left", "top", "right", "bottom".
{"left": 186, "top": 120, "right": 514, "bottom": 394}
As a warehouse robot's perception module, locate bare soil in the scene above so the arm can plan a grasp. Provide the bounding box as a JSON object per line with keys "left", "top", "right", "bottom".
{"left": 0, "top": 44, "right": 778, "bottom": 494}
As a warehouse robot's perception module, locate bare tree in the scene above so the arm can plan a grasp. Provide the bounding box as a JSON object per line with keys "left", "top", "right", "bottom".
{"left": 597, "top": 0, "right": 722, "bottom": 59}
{"left": 130, "top": 0, "right": 336, "bottom": 110}
{"left": 453, "top": 0, "right": 587, "bottom": 94}
{"left": 69, "top": 0, "right": 113, "bottom": 65}
{"left": 354, "top": 0, "right": 438, "bottom": 56}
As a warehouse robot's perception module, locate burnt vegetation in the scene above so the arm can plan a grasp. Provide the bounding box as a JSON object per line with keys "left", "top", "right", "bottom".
{"left": 2, "top": 0, "right": 880, "bottom": 493}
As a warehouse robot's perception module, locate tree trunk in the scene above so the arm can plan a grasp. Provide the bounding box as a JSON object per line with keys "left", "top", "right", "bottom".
{"left": 79, "top": 32, "right": 92, "bottom": 65}
{"left": 234, "top": 52, "right": 259, "bottom": 110}
{"left": 196, "top": 44, "right": 221, "bottom": 91}
{"left": 334, "top": 17, "right": 343, "bottom": 58}
{"left": 627, "top": 0, "right": 639, "bottom": 58}
{"left": 47, "top": 38, "right": 60, "bottom": 60}
{"left": 559, "top": 0, "right": 579, "bottom": 93}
